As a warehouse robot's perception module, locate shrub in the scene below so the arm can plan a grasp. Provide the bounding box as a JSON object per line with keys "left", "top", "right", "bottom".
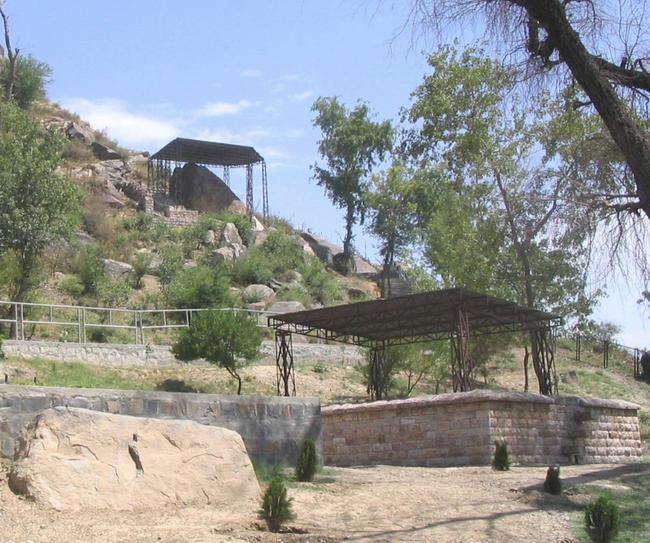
{"left": 1, "top": 55, "right": 52, "bottom": 109}
{"left": 59, "top": 275, "right": 85, "bottom": 298}
{"left": 157, "top": 244, "right": 184, "bottom": 290}
{"left": 295, "top": 438, "right": 318, "bottom": 482}
{"left": 260, "top": 477, "right": 294, "bottom": 533}
{"left": 96, "top": 278, "right": 132, "bottom": 307}
{"left": 61, "top": 139, "right": 95, "bottom": 163}
{"left": 585, "top": 496, "right": 620, "bottom": 543}
{"left": 277, "top": 285, "right": 312, "bottom": 308}
{"left": 166, "top": 266, "right": 232, "bottom": 309}
{"left": 73, "top": 245, "right": 105, "bottom": 294}
{"left": 492, "top": 441, "right": 510, "bottom": 471}
{"left": 543, "top": 465, "right": 562, "bottom": 495}
{"left": 261, "top": 230, "right": 304, "bottom": 270}
{"left": 300, "top": 257, "right": 342, "bottom": 305}
{"left": 155, "top": 378, "right": 198, "bottom": 393}
{"left": 230, "top": 251, "right": 274, "bottom": 286}
{"left": 131, "top": 253, "right": 153, "bottom": 289}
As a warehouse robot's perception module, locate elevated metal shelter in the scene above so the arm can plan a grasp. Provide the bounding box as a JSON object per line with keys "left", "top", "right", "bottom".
{"left": 268, "top": 288, "right": 562, "bottom": 398}
{"left": 148, "top": 137, "right": 269, "bottom": 217}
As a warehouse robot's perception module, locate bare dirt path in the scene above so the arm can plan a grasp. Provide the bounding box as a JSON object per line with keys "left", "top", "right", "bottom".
{"left": 3, "top": 462, "right": 646, "bottom": 543}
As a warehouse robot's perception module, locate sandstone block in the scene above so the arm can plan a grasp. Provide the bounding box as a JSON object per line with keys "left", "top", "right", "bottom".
{"left": 9, "top": 407, "right": 260, "bottom": 511}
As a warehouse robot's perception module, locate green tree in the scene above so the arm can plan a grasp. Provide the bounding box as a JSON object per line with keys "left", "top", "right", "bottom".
{"left": 0, "top": 102, "right": 82, "bottom": 302}
{"left": 172, "top": 309, "right": 261, "bottom": 395}
{"left": 311, "top": 96, "right": 392, "bottom": 273}
{"left": 0, "top": 55, "right": 51, "bottom": 109}
{"left": 365, "top": 163, "right": 420, "bottom": 298}
{"left": 404, "top": 47, "right": 605, "bottom": 394}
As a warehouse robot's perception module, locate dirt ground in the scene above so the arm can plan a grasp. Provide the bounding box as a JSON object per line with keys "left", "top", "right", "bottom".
{"left": 2, "top": 461, "right": 646, "bottom": 543}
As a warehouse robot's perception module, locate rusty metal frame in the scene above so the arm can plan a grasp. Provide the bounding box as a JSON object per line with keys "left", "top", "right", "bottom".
{"left": 275, "top": 330, "right": 296, "bottom": 397}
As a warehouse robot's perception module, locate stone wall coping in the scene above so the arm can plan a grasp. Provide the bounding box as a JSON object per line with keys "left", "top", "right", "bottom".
{"left": 322, "top": 389, "right": 640, "bottom": 415}
{"left": 0, "top": 384, "right": 320, "bottom": 406}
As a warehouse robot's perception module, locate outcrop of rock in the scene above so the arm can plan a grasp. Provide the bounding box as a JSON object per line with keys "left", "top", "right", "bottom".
{"left": 9, "top": 407, "right": 260, "bottom": 511}
{"left": 268, "top": 301, "right": 306, "bottom": 313}
{"left": 91, "top": 142, "right": 123, "bottom": 161}
{"left": 244, "top": 284, "right": 275, "bottom": 303}
{"left": 66, "top": 122, "right": 94, "bottom": 144}
{"left": 300, "top": 232, "right": 376, "bottom": 273}
{"left": 103, "top": 258, "right": 133, "bottom": 279}
{"left": 170, "top": 163, "right": 246, "bottom": 214}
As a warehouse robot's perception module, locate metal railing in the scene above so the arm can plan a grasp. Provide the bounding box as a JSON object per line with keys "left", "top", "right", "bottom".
{"left": 0, "top": 300, "right": 275, "bottom": 345}
{"left": 569, "top": 333, "right": 647, "bottom": 379}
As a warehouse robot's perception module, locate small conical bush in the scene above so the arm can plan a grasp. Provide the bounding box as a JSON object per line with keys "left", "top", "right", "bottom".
{"left": 295, "top": 438, "right": 318, "bottom": 482}
{"left": 492, "top": 440, "right": 510, "bottom": 471}
{"left": 260, "top": 477, "right": 294, "bottom": 533}
{"left": 585, "top": 496, "right": 620, "bottom": 543}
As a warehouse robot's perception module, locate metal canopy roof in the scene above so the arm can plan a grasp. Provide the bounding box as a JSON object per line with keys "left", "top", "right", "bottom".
{"left": 150, "top": 137, "right": 264, "bottom": 167}
{"left": 267, "top": 288, "right": 562, "bottom": 347}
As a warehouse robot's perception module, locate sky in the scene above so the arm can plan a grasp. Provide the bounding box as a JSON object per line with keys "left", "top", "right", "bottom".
{"left": 7, "top": 0, "right": 649, "bottom": 347}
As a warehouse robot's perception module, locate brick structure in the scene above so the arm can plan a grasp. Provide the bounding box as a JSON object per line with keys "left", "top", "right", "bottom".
{"left": 322, "top": 390, "right": 642, "bottom": 467}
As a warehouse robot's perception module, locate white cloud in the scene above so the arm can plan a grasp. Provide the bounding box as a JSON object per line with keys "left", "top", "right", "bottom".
{"left": 278, "top": 73, "right": 300, "bottom": 82}
{"left": 197, "top": 99, "right": 255, "bottom": 117}
{"left": 60, "top": 97, "right": 178, "bottom": 149}
{"left": 192, "top": 127, "right": 270, "bottom": 146}
{"left": 286, "top": 129, "right": 304, "bottom": 138}
{"left": 241, "top": 68, "right": 263, "bottom": 78}
{"left": 289, "top": 90, "right": 314, "bottom": 102}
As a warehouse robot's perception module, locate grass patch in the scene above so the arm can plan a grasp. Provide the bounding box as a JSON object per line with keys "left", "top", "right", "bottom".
{"left": 14, "top": 358, "right": 140, "bottom": 390}
{"left": 572, "top": 472, "right": 650, "bottom": 543}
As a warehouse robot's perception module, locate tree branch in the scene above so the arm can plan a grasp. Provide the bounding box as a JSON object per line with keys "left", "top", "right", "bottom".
{"left": 591, "top": 55, "right": 650, "bottom": 92}
{"left": 0, "top": 0, "right": 19, "bottom": 101}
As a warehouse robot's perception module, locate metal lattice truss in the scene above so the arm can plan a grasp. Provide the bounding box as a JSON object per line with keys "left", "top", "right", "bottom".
{"left": 148, "top": 137, "right": 268, "bottom": 218}
{"left": 268, "top": 288, "right": 562, "bottom": 395}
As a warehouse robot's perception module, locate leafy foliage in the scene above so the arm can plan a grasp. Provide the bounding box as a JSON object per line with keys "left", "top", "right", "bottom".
{"left": 295, "top": 438, "right": 318, "bottom": 482}
{"left": 492, "top": 441, "right": 510, "bottom": 471}
{"left": 72, "top": 244, "right": 105, "bottom": 295}
{"left": 260, "top": 477, "right": 294, "bottom": 533}
{"left": 131, "top": 253, "right": 153, "bottom": 289}
{"left": 585, "top": 496, "right": 620, "bottom": 543}
{"left": 0, "top": 102, "right": 82, "bottom": 301}
{"left": 165, "top": 266, "right": 232, "bottom": 309}
{"left": 0, "top": 54, "right": 51, "bottom": 109}
{"left": 311, "top": 96, "right": 392, "bottom": 267}
{"left": 172, "top": 309, "right": 261, "bottom": 394}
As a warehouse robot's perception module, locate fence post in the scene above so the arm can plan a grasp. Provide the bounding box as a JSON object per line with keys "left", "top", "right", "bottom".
{"left": 575, "top": 333, "right": 581, "bottom": 361}
{"left": 603, "top": 340, "right": 609, "bottom": 369}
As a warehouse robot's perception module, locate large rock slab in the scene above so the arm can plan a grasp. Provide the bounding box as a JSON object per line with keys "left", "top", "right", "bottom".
{"left": 9, "top": 407, "right": 260, "bottom": 511}
{"left": 103, "top": 258, "right": 133, "bottom": 279}
{"left": 170, "top": 163, "right": 246, "bottom": 214}
{"left": 268, "top": 301, "right": 306, "bottom": 313}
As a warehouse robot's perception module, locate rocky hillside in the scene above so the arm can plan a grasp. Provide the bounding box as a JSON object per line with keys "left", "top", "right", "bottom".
{"left": 9, "top": 101, "right": 379, "bottom": 330}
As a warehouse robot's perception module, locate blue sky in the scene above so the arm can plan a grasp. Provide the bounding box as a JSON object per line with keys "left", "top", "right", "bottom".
{"left": 7, "top": 0, "right": 649, "bottom": 346}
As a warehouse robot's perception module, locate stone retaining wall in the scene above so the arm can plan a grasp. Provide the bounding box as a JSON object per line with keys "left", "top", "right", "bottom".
{"left": 2, "top": 339, "right": 364, "bottom": 367}
{"left": 0, "top": 385, "right": 320, "bottom": 466}
{"left": 322, "top": 390, "right": 642, "bottom": 467}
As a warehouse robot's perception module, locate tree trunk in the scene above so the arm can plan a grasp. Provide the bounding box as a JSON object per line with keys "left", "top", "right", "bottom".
{"left": 523, "top": 345, "right": 529, "bottom": 392}
{"left": 342, "top": 200, "right": 355, "bottom": 260}
{"left": 522, "top": 0, "right": 650, "bottom": 218}
{"left": 0, "top": 2, "right": 19, "bottom": 102}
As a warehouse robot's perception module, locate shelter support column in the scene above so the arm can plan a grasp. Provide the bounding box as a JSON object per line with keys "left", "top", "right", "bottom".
{"left": 367, "top": 344, "right": 389, "bottom": 400}
{"left": 275, "top": 330, "right": 296, "bottom": 397}
{"left": 451, "top": 306, "right": 473, "bottom": 392}
{"left": 530, "top": 327, "right": 557, "bottom": 395}
{"left": 246, "top": 164, "right": 254, "bottom": 216}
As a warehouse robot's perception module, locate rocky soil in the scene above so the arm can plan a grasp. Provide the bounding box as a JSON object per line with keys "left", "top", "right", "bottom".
{"left": 2, "top": 461, "right": 645, "bottom": 542}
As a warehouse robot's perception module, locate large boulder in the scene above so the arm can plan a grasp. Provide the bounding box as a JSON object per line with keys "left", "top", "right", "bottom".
{"left": 91, "top": 141, "right": 122, "bottom": 161}
{"left": 170, "top": 163, "right": 246, "bottom": 215}
{"left": 9, "top": 407, "right": 260, "bottom": 511}
{"left": 268, "top": 301, "right": 306, "bottom": 314}
{"left": 65, "top": 122, "right": 94, "bottom": 144}
{"left": 221, "top": 222, "right": 243, "bottom": 246}
{"left": 243, "top": 284, "right": 275, "bottom": 303}
{"left": 102, "top": 258, "right": 133, "bottom": 279}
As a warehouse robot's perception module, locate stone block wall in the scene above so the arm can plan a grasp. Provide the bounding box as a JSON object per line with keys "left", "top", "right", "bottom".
{"left": 0, "top": 385, "right": 321, "bottom": 466}
{"left": 2, "top": 339, "right": 364, "bottom": 368}
{"left": 322, "top": 390, "right": 642, "bottom": 467}
{"left": 164, "top": 207, "right": 199, "bottom": 227}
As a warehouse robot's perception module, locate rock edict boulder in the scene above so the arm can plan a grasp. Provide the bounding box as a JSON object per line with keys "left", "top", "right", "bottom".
{"left": 9, "top": 407, "right": 260, "bottom": 511}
